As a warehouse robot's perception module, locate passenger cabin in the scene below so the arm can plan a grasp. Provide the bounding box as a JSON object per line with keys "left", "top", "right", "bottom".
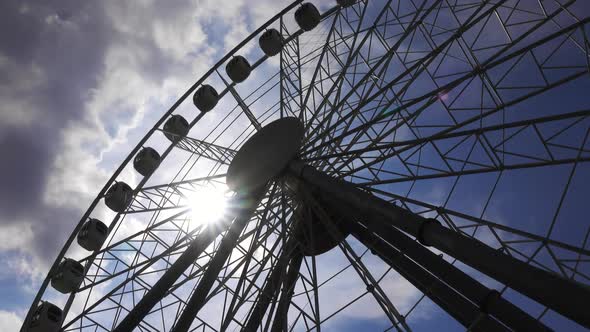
{"left": 193, "top": 84, "right": 219, "bottom": 113}
{"left": 337, "top": 0, "right": 355, "bottom": 7}
{"left": 163, "top": 115, "right": 190, "bottom": 142}
{"left": 77, "top": 218, "right": 108, "bottom": 251}
{"left": 295, "top": 3, "right": 320, "bottom": 31}
{"left": 226, "top": 56, "right": 251, "bottom": 83}
{"left": 51, "top": 258, "right": 84, "bottom": 294}
{"left": 27, "top": 301, "right": 62, "bottom": 332}
{"left": 259, "top": 29, "right": 283, "bottom": 57}
{"left": 104, "top": 181, "right": 133, "bottom": 213}
{"left": 133, "top": 147, "right": 161, "bottom": 177}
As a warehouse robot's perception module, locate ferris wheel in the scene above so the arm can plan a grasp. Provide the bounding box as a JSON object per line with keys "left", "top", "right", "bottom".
{"left": 22, "top": 0, "right": 590, "bottom": 331}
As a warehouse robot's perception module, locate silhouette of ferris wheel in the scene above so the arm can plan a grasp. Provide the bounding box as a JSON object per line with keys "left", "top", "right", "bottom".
{"left": 23, "top": 1, "right": 590, "bottom": 331}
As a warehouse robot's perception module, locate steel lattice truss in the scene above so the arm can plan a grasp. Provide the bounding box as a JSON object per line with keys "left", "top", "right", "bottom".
{"left": 24, "top": 0, "right": 590, "bottom": 331}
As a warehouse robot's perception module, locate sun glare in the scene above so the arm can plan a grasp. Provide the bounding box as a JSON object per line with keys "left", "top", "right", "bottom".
{"left": 186, "top": 184, "right": 229, "bottom": 226}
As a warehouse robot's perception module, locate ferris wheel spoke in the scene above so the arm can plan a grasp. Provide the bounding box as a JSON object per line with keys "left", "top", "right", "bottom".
{"left": 77, "top": 217, "right": 242, "bottom": 326}
{"left": 218, "top": 71, "right": 263, "bottom": 131}
{"left": 306, "top": 1, "right": 428, "bottom": 135}
{"left": 136, "top": 197, "right": 287, "bottom": 331}
{"left": 311, "top": 1, "right": 584, "bottom": 177}
{"left": 219, "top": 208, "right": 303, "bottom": 331}
{"left": 193, "top": 185, "right": 288, "bottom": 330}
{"left": 316, "top": 7, "right": 588, "bottom": 166}
{"left": 308, "top": 14, "right": 472, "bottom": 173}
{"left": 300, "top": 1, "right": 369, "bottom": 126}
{"left": 78, "top": 217, "right": 200, "bottom": 294}
{"left": 159, "top": 219, "right": 276, "bottom": 330}
{"left": 304, "top": 109, "right": 590, "bottom": 163}
{"left": 278, "top": 18, "right": 326, "bottom": 119}
{"left": 337, "top": 80, "right": 590, "bottom": 180}
{"left": 302, "top": 0, "right": 487, "bottom": 152}
{"left": 280, "top": 24, "right": 305, "bottom": 120}
{"left": 279, "top": 22, "right": 350, "bottom": 121}
{"left": 353, "top": 155, "right": 590, "bottom": 187}
{"left": 125, "top": 174, "right": 226, "bottom": 214}
{"left": 295, "top": 255, "right": 322, "bottom": 331}
{"left": 279, "top": 9, "right": 343, "bottom": 120}
{"left": 108, "top": 189, "right": 265, "bottom": 332}
{"left": 303, "top": 21, "right": 414, "bottom": 176}
{"left": 311, "top": 82, "right": 398, "bottom": 177}
{"left": 303, "top": 0, "right": 438, "bottom": 145}
{"left": 241, "top": 192, "right": 336, "bottom": 331}
{"left": 173, "top": 135, "right": 238, "bottom": 165}
{"left": 322, "top": 85, "right": 585, "bottom": 182}
{"left": 168, "top": 194, "right": 289, "bottom": 328}
{"left": 307, "top": 30, "right": 462, "bottom": 175}
{"left": 79, "top": 215, "right": 199, "bottom": 312}
{"left": 304, "top": 3, "right": 586, "bottom": 162}
{"left": 267, "top": 251, "right": 303, "bottom": 332}
{"left": 308, "top": 51, "right": 396, "bottom": 169}
{"left": 62, "top": 220, "right": 205, "bottom": 330}
{"left": 241, "top": 221, "right": 300, "bottom": 331}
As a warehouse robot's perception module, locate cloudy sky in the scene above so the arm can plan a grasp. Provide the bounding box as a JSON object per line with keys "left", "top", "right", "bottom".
{"left": 2, "top": 0, "right": 590, "bottom": 331}
{"left": 0, "top": 0, "right": 297, "bottom": 329}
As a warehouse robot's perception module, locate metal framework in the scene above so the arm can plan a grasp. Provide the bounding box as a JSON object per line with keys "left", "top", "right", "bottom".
{"left": 23, "top": 0, "right": 590, "bottom": 331}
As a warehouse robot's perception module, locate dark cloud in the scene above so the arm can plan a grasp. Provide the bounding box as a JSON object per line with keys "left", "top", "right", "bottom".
{"left": 0, "top": 1, "right": 118, "bottom": 273}
{"left": 31, "top": 207, "right": 81, "bottom": 261}
{"left": 0, "top": 2, "right": 41, "bottom": 62}
{"left": 0, "top": 127, "right": 54, "bottom": 220}
{"left": 0, "top": 0, "right": 204, "bottom": 264}
{"left": 0, "top": 1, "right": 110, "bottom": 221}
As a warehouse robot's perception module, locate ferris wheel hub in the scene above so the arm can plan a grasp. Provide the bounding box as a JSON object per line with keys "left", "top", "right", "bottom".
{"left": 227, "top": 117, "right": 304, "bottom": 192}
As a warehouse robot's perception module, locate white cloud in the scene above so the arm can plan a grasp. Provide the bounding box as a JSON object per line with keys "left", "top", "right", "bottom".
{"left": 0, "top": 222, "right": 34, "bottom": 252}
{"left": 0, "top": 222, "right": 47, "bottom": 286}
{"left": 42, "top": 0, "right": 219, "bottom": 209}
{"left": 0, "top": 55, "right": 46, "bottom": 127}
{"left": 0, "top": 310, "right": 23, "bottom": 331}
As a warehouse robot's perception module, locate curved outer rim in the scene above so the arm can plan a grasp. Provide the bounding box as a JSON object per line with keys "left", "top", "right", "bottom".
{"left": 21, "top": 1, "right": 344, "bottom": 329}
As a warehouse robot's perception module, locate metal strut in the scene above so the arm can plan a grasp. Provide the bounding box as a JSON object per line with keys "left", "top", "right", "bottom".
{"left": 242, "top": 235, "right": 302, "bottom": 331}
{"left": 112, "top": 191, "right": 262, "bottom": 332}
{"left": 170, "top": 187, "right": 266, "bottom": 332}
{"left": 288, "top": 160, "right": 590, "bottom": 329}
{"left": 269, "top": 252, "right": 304, "bottom": 332}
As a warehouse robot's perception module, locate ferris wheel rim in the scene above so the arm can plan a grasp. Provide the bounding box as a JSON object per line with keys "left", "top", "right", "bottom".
{"left": 22, "top": 0, "right": 590, "bottom": 331}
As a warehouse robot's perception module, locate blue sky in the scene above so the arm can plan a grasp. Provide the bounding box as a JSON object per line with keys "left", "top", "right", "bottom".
{"left": 1, "top": 0, "right": 590, "bottom": 331}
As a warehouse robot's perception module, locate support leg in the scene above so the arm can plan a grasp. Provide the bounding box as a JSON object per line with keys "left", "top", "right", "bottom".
{"left": 112, "top": 191, "right": 262, "bottom": 332}
{"left": 243, "top": 236, "right": 301, "bottom": 331}
{"left": 171, "top": 189, "right": 266, "bottom": 332}
{"left": 289, "top": 161, "right": 590, "bottom": 328}
{"left": 270, "top": 253, "right": 304, "bottom": 332}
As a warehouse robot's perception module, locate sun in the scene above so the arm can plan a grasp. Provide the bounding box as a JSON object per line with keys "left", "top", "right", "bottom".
{"left": 185, "top": 184, "right": 229, "bottom": 226}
